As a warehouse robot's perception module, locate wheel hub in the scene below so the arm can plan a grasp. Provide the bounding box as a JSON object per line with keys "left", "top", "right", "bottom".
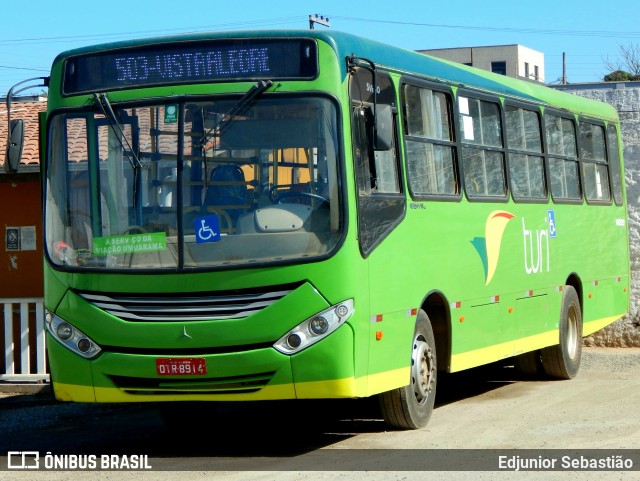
{"left": 411, "top": 337, "right": 434, "bottom": 405}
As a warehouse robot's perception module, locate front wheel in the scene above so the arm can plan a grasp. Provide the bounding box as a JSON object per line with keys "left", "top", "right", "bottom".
{"left": 540, "top": 285, "right": 583, "bottom": 379}
{"left": 378, "top": 310, "right": 437, "bottom": 429}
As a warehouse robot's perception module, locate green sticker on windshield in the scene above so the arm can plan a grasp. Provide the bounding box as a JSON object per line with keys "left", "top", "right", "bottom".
{"left": 92, "top": 232, "right": 167, "bottom": 256}
{"left": 164, "top": 105, "right": 178, "bottom": 124}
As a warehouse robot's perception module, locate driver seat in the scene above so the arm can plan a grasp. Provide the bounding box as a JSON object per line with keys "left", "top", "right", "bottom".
{"left": 203, "top": 164, "right": 250, "bottom": 225}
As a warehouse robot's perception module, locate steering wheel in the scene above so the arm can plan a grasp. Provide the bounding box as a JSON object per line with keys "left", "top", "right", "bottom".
{"left": 269, "top": 187, "right": 329, "bottom": 205}
{"left": 120, "top": 225, "right": 148, "bottom": 235}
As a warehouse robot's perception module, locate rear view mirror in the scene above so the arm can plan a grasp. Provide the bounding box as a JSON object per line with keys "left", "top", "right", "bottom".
{"left": 5, "top": 119, "right": 24, "bottom": 172}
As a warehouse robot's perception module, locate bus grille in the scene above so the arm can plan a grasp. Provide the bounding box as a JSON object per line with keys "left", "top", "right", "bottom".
{"left": 77, "top": 285, "right": 297, "bottom": 322}
{"left": 108, "top": 371, "right": 274, "bottom": 395}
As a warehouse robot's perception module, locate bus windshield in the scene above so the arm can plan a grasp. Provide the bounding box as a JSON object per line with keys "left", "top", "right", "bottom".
{"left": 45, "top": 95, "right": 342, "bottom": 270}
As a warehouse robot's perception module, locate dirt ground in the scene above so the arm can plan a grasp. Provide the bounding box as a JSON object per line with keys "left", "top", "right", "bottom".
{"left": 2, "top": 347, "right": 639, "bottom": 481}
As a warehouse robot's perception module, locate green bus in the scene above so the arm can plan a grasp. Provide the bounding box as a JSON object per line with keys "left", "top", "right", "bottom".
{"left": 26, "top": 30, "right": 629, "bottom": 429}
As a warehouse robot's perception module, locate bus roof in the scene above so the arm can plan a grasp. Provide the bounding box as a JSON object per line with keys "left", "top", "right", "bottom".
{"left": 51, "top": 29, "right": 618, "bottom": 122}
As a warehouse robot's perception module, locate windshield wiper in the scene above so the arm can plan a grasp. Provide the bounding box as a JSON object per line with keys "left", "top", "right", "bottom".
{"left": 93, "top": 93, "right": 144, "bottom": 169}
{"left": 201, "top": 79, "right": 273, "bottom": 143}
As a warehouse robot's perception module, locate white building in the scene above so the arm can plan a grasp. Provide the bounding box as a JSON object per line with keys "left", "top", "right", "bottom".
{"left": 418, "top": 44, "right": 545, "bottom": 83}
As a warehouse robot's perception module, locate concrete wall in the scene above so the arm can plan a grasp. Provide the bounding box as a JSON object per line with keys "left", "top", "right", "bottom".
{"left": 554, "top": 81, "right": 640, "bottom": 346}
{"left": 420, "top": 45, "right": 545, "bottom": 82}
{"left": 516, "top": 45, "right": 545, "bottom": 83}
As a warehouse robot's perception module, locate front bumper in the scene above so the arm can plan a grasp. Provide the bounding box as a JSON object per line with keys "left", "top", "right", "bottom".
{"left": 47, "top": 320, "right": 358, "bottom": 402}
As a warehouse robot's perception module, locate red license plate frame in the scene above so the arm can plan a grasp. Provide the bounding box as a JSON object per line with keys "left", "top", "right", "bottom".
{"left": 156, "top": 357, "right": 207, "bottom": 376}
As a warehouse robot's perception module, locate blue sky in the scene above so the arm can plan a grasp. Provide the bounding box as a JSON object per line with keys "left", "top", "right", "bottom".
{"left": 1, "top": 0, "right": 639, "bottom": 96}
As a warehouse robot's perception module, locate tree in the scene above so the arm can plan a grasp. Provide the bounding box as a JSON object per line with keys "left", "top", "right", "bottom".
{"left": 604, "top": 70, "right": 640, "bottom": 82}
{"left": 604, "top": 43, "right": 640, "bottom": 81}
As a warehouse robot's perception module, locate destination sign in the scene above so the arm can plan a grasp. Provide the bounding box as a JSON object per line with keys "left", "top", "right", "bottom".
{"left": 62, "top": 38, "right": 317, "bottom": 94}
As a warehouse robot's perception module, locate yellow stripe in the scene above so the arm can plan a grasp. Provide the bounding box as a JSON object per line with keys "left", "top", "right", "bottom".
{"left": 363, "top": 367, "right": 409, "bottom": 396}
{"left": 450, "top": 330, "right": 558, "bottom": 372}
{"left": 296, "top": 367, "right": 409, "bottom": 398}
{"left": 364, "top": 313, "right": 624, "bottom": 378}
{"left": 450, "top": 314, "right": 625, "bottom": 372}
{"left": 97, "top": 382, "right": 297, "bottom": 402}
{"left": 52, "top": 381, "right": 297, "bottom": 403}
{"left": 52, "top": 382, "right": 96, "bottom": 402}
{"left": 53, "top": 368, "right": 412, "bottom": 403}
{"left": 583, "top": 314, "right": 623, "bottom": 336}
{"left": 51, "top": 315, "right": 623, "bottom": 403}
{"left": 295, "top": 377, "right": 357, "bottom": 398}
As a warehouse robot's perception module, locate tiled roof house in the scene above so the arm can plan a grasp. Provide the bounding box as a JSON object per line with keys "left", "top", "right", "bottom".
{"left": 0, "top": 96, "right": 46, "bottom": 300}
{"left": 0, "top": 97, "right": 47, "bottom": 382}
{"left": 0, "top": 96, "right": 47, "bottom": 171}
{"left": 1, "top": 98, "right": 180, "bottom": 168}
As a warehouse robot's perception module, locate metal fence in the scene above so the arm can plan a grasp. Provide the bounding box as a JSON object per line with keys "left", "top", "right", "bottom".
{"left": 1, "top": 298, "right": 48, "bottom": 382}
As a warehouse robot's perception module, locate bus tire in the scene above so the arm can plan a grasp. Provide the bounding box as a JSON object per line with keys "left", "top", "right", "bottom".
{"left": 378, "top": 310, "right": 437, "bottom": 429}
{"left": 540, "top": 285, "right": 582, "bottom": 379}
{"left": 513, "top": 350, "right": 542, "bottom": 377}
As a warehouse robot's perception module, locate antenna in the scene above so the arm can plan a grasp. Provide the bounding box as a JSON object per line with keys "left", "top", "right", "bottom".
{"left": 309, "top": 14, "right": 330, "bottom": 29}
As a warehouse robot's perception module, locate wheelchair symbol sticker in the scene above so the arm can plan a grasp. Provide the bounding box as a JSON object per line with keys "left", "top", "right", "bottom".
{"left": 195, "top": 215, "right": 221, "bottom": 244}
{"left": 548, "top": 209, "right": 557, "bottom": 238}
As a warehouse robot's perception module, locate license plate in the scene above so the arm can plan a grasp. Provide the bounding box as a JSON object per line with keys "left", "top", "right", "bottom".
{"left": 156, "top": 358, "right": 207, "bottom": 376}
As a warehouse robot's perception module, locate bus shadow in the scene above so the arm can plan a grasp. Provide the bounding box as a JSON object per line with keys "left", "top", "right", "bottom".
{"left": 147, "top": 399, "right": 384, "bottom": 457}
{"left": 0, "top": 363, "right": 531, "bottom": 460}
{"left": 144, "top": 362, "right": 525, "bottom": 457}
{"left": 435, "top": 361, "right": 520, "bottom": 408}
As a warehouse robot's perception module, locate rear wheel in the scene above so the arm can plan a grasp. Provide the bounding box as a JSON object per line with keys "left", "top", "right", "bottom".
{"left": 378, "top": 310, "right": 437, "bottom": 429}
{"left": 540, "top": 285, "right": 582, "bottom": 379}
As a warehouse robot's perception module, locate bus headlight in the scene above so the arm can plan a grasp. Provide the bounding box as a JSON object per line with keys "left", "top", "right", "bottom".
{"left": 309, "top": 316, "right": 329, "bottom": 335}
{"left": 45, "top": 310, "right": 102, "bottom": 359}
{"left": 273, "top": 299, "right": 354, "bottom": 355}
{"left": 56, "top": 322, "right": 74, "bottom": 341}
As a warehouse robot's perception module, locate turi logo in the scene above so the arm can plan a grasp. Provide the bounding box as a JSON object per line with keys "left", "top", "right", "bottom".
{"left": 471, "top": 211, "right": 515, "bottom": 286}
{"left": 472, "top": 210, "right": 557, "bottom": 284}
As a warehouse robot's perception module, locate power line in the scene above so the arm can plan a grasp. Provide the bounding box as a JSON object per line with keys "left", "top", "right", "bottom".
{"left": 0, "top": 16, "right": 304, "bottom": 84}
{"left": 0, "top": 15, "right": 632, "bottom": 87}
{"left": 329, "top": 16, "right": 640, "bottom": 39}
{"left": 0, "top": 65, "right": 49, "bottom": 72}
{"left": 0, "top": 16, "right": 303, "bottom": 46}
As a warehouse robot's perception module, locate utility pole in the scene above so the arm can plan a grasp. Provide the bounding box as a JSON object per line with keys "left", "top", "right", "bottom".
{"left": 309, "top": 14, "right": 330, "bottom": 29}
{"left": 562, "top": 52, "right": 567, "bottom": 85}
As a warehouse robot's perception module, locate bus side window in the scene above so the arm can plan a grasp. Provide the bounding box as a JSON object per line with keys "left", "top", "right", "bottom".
{"left": 402, "top": 83, "right": 458, "bottom": 198}
{"left": 352, "top": 105, "right": 400, "bottom": 195}
{"left": 353, "top": 107, "right": 375, "bottom": 195}
{"left": 545, "top": 114, "right": 581, "bottom": 202}
{"left": 369, "top": 107, "right": 401, "bottom": 194}
{"left": 459, "top": 95, "right": 507, "bottom": 199}
{"left": 607, "top": 124, "right": 624, "bottom": 206}
{"left": 505, "top": 105, "right": 546, "bottom": 201}
{"left": 349, "top": 66, "right": 405, "bottom": 255}
{"left": 579, "top": 121, "right": 610, "bottom": 203}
